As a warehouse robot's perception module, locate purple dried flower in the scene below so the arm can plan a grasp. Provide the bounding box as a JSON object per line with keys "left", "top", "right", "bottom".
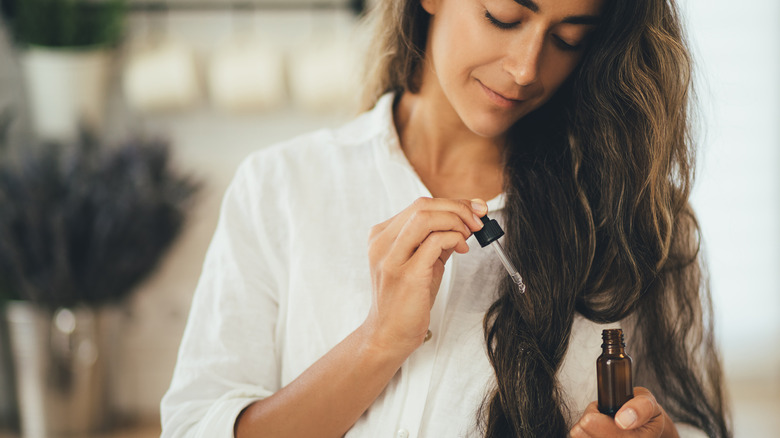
{"left": 0, "top": 119, "right": 200, "bottom": 308}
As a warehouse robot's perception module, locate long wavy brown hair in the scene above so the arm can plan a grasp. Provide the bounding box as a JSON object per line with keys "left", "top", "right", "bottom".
{"left": 361, "top": 0, "right": 730, "bottom": 437}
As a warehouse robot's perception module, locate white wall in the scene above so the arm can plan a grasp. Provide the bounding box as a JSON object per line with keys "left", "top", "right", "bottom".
{"left": 683, "top": 0, "right": 780, "bottom": 385}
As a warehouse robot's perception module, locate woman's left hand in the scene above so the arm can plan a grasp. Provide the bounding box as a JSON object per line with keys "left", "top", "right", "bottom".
{"left": 570, "top": 387, "right": 679, "bottom": 438}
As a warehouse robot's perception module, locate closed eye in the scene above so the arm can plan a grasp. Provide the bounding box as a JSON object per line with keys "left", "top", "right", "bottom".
{"left": 484, "top": 10, "right": 519, "bottom": 30}
{"left": 553, "top": 35, "right": 584, "bottom": 52}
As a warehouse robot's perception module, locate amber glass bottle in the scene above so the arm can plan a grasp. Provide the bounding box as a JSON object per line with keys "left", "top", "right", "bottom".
{"left": 597, "top": 328, "right": 634, "bottom": 416}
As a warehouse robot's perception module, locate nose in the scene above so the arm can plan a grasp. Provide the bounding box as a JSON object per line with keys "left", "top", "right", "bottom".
{"left": 503, "top": 30, "right": 544, "bottom": 87}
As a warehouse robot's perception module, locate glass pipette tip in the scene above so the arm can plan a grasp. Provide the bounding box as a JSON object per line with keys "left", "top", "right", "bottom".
{"left": 490, "top": 240, "right": 526, "bottom": 294}
{"left": 473, "top": 213, "right": 527, "bottom": 294}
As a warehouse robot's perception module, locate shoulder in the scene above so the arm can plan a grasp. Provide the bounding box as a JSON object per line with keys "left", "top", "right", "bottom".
{"left": 237, "top": 102, "right": 392, "bottom": 189}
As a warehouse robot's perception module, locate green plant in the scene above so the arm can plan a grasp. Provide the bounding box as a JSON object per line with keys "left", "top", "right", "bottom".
{"left": 3, "top": 0, "right": 126, "bottom": 48}
{"left": 0, "top": 113, "right": 200, "bottom": 308}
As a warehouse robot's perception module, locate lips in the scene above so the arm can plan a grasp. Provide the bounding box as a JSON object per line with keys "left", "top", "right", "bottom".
{"left": 477, "top": 80, "right": 525, "bottom": 108}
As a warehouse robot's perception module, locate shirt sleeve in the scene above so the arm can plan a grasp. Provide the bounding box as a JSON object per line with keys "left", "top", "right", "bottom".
{"left": 161, "top": 155, "right": 286, "bottom": 438}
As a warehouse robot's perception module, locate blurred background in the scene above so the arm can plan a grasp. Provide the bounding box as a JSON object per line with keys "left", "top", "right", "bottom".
{"left": 0, "top": 0, "right": 777, "bottom": 437}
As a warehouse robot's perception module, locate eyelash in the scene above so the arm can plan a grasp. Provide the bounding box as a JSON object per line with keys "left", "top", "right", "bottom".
{"left": 554, "top": 37, "right": 582, "bottom": 52}
{"left": 484, "top": 10, "right": 517, "bottom": 30}
{"left": 483, "top": 10, "right": 584, "bottom": 52}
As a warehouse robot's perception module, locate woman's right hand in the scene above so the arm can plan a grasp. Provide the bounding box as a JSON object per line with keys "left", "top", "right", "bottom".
{"left": 363, "top": 197, "right": 487, "bottom": 356}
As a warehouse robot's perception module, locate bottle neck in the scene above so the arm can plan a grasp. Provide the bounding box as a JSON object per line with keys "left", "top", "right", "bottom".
{"left": 602, "top": 344, "right": 626, "bottom": 355}
{"left": 601, "top": 329, "right": 627, "bottom": 355}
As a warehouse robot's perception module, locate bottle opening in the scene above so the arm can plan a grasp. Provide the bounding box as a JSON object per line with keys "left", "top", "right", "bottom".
{"left": 601, "top": 328, "right": 625, "bottom": 347}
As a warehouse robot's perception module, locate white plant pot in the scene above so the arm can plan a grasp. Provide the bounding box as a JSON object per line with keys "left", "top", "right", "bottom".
{"left": 21, "top": 47, "right": 112, "bottom": 141}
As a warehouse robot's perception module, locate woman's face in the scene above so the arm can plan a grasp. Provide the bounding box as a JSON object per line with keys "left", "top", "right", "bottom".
{"left": 420, "top": 0, "right": 604, "bottom": 138}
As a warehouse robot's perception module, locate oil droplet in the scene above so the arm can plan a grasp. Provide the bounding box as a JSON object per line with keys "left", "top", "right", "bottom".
{"left": 511, "top": 273, "right": 526, "bottom": 294}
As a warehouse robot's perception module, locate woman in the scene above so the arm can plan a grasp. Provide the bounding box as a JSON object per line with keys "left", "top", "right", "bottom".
{"left": 161, "top": 0, "right": 730, "bottom": 437}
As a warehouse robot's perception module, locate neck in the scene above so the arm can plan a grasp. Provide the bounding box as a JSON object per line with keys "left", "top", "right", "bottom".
{"left": 393, "top": 86, "right": 505, "bottom": 200}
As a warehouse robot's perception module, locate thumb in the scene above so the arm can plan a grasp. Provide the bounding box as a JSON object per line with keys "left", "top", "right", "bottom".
{"left": 615, "top": 387, "right": 662, "bottom": 430}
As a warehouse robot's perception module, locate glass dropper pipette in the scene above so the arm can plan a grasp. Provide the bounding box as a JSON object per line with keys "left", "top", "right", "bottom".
{"left": 473, "top": 214, "right": 527, "bottom": 294}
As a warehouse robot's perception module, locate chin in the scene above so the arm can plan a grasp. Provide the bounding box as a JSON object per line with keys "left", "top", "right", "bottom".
{"left": 463, "top": 113, "right": 518, "bottom": 139}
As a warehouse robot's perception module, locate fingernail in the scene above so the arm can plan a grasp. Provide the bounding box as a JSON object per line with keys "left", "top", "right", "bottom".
{"left": 615, "top": 408, "right": 637, "bottom": 429}
{"left": 470, "top": 199, "right": 486, "bottom": 214}
{"left": 473, "top": 214, "right": 484, "bottom": 229}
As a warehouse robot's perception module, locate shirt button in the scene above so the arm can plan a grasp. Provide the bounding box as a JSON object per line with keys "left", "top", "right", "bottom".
{"left": 396, "top": 429, "right": 409, "bottom": 438}
{"left": 424, "top": 329, "right": 432, "bottom": 343}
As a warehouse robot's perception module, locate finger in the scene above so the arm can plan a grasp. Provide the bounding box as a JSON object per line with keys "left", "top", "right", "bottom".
{"left": 470, "top": 198, "right": 488, "bottom": 217}
{"left": 384, "top": 197, "right": 485, "bottom": 239}
{"left": 583, "top": 401, "right": 600, "bottom": 415}
{"left": 370, "top": 198, "right": 486, "bottom": 267}
{"left": 387, "top": 210, "right": 473, "bottom": 264}
{"left": 571, "top": 402, "right": 616, "bottom": 437}
{"left": 439, "top": 248, "right": 456, "bottom": 264}
{"left": 569, "top": 424, "right": 593, "bottom": 438}
{"left": 369, "top": 217, "right": 393, "bottom": 240}
{"left": 405, "top": 231, "right": 469, "bottom": 271}
{"left": 368, "top": 209, "right": 407, "bottom": 256}
{"left": 615, "top": 387, "right": 661, "bottom": 430}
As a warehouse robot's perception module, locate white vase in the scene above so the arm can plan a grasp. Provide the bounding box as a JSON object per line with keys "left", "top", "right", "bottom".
{"left": 20, "top": 47, "right": 113, "bottom": 141}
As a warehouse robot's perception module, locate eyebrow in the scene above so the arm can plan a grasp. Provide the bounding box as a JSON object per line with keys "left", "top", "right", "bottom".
{"left": 513, "top": 0, "right": 602, "bottom": 25}
{"left": 514, "top": 0, "right": 540, "bottom": 13}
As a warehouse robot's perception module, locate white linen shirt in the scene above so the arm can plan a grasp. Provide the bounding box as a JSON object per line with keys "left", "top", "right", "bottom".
{"left": 160, "top": 93, "right": 707, "bottom": 438}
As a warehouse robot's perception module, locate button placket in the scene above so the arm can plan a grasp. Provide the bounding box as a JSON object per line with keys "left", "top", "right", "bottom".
{"left": 393, "top": 258, "right": 455, "bottom": 438}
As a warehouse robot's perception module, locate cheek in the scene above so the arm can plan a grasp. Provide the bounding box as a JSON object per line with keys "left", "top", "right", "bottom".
{"left": 430, "top": 11, "right": 494, "bottom": 84}
{"left": 539, "top": 54, "right": 581, "bottom": 95}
